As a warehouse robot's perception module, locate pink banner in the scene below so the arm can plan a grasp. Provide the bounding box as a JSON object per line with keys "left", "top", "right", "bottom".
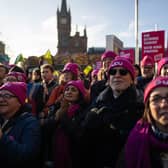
{"left": 142, "top": 30, "right": 165, "bottom": 62}
{"left": 119, "top": 49, "right": 135, "bottom": 64}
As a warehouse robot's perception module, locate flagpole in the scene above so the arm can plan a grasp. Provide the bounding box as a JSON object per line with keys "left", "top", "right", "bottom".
{"left": 135, "top": 0, "right": 139, "bottom": 64}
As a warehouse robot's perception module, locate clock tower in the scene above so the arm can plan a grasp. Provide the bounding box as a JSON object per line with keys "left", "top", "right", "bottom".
{"left": 57, "top": 0, "right": 87, "bottom": 54}
{"left": 57, "top": 0, "right": 71, "bottom": 53}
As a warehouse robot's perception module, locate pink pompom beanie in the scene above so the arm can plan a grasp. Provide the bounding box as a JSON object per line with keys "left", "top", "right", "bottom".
{"left": 62, "top": 63, "right": 79, "bottom": 76}
{"left": 101, "top": 50, "right": 117, "bottom": 61}
{"left": 157, "top": 57, "right": 168, "bottom": 75}
{"left": 6, "top": 72, "right": 27, "bottom": 83}
{"left": 0, "top": 82, "right": 27, "bottom": 105}
{"left": 140, "top": 55, "right": 154, "bottom": 67}
{"left": 109, "top": 56, "right": 135, "bottom": 80}
{"left": 65, "top": 80, "right": 86, "bottom": 98}
{"left": 144, "top": 76, "right": 168, "bottom": 103}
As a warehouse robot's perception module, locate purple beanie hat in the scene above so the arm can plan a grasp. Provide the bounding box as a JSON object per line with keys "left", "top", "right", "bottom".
{"left": 109, "top": 56, "right": 135, "bottom": 80}
{"left": 62, "top": 63, "right": 79, "bottom": 76}
{"left": 144, "top": 76, "right": 168, "bottom": 103}
{"left": 101, "top": 50, "right": 117, "bottom": 61}
{"left": 157, "top": 57, "right": 168, "bottom": 75}
{"left": 0, "top": 82, "right": 27, "bottom": 105}
{"left": 65, "top": 80, "right": 86, "bottom": 98}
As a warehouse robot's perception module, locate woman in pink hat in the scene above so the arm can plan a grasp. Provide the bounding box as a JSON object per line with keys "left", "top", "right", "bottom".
{"left": 0, "top": 82, "right": 41, "bottom": 168}
{"left": 42, "top": 80, "right": 89, "bottom": 168}
{"left": 120, "top": 76, "right": 168, "bottom": 168}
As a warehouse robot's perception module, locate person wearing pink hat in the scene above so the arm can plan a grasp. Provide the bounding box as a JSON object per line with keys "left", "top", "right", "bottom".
{"left": 157, "top": 57, "right": 168, "bottom": 77}
{"left": 0, "top": 82, "right": 41, "bottom": 168}
{"left": 122, "top": 76, "right": 168, "bottom": 168}
{"left": 98, "top": 50, "right": 117, "bottom": 81}
{"left": 90, "top": 51, "right": 117, "bottom": 104}
{"left": 4, "top": 71, "right": 27, "bottom": 83}
{"left": 41, "top": 80, "right": 89, "bottom": 168}
{"left": 90, "top": 69, "right": 99, "bottom": 86}
{"left": 83, "top": 56, "right": 143, "bottom": 168}
{"left": 137, "top": 55, "right": 155, "bottom": 91}
{"left": 43, "top": 62, "right": 80, "bottom": 115}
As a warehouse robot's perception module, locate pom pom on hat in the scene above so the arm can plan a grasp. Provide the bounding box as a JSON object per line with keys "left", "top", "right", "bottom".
{"left": 108, "top": 56, "right": 135, "bottom": 80}
{"left": 101, "top": 50, "right": 117, "bottom": 61}
{"left": 0, "top": 82, "right": 27, "bottom": 105}
{"left": 157, "top": 57, "right": 168, "bottom": 75}
{"left": 144, "top": 76, "right": 168, "bottom": 103}
{"left": 140, "top": 55, "right": 154, "bottom": 67}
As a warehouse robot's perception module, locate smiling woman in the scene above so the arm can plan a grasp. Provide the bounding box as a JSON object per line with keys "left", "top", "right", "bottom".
{"left": 0, "top": 82, "right": 41, "bottom": 168}
{"left": 41, "top": 79, "right": 90, "bottom": 168}
{"left": 124, "top": 76, "right": 168, "bottom": 168}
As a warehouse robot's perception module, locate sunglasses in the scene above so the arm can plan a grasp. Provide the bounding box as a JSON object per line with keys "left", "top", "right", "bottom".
{"left": 109, "top": 69, "right": 129, "bottom": 76}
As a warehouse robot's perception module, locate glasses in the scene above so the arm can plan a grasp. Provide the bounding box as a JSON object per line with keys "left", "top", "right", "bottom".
{"left": 150, "top": 95, "right": 168, "bottom": 104}
{"left": 109, "top": 69, "right": 129, "bottom": 76}
{"left": 0, "top": 94, "right": 16, "bottom": 100}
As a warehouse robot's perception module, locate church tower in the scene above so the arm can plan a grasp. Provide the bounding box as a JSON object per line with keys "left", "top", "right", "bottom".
{"left": 57, "top": 0, "right": 87, "bottom": 54}
{"left": 57, "top": 0, "right": 71, "bottom": 54}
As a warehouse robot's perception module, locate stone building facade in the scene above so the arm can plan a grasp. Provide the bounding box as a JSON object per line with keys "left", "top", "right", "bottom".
{"left": 57, "top": 0, "right": 87, "bottom": 54}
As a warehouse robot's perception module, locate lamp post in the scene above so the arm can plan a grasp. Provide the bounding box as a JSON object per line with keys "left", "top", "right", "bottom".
{"left": 135, "top": 0, "right": 139, "bottom": 64}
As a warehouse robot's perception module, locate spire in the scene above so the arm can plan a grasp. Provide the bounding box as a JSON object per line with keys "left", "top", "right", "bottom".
{"left": 61, "top": 0, "right": 67, "bottom": 14}
{"left": 84, "top": 25, "right": 87, "bottom": 37}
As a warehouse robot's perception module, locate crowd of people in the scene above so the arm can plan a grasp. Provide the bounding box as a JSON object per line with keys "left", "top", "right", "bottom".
{"left": 0, "top": 51, "right": 168, "bottom": 168}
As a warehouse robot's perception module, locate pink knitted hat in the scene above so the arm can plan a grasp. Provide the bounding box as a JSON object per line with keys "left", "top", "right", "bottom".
{"left": 109, "top": 56, "right": 135, "bottom": 80}
{"left": 0, "top": 82, "right": 27, "bottom": 105}
{"left": 141, "top": 55, "right": 154, "bottom": 67}
{"left": 62, "top": 63, "right": 79, "bottom": 76}
{"left": 65, "top": 80, "right": 86, "bottom": 98}
{"left": 157, "top": 57, "right": 168, "bottom": 75}
{"left": 144, "top": 76, "right": 168, "bottom": 103}
{"left": 101, "top": 50, "right": 117, "bottom": 61}
{"left": 91, "top": 69, "right": 99, "bottom": 77}
{"left": 6, "top": 72, "right": 27, "bottom": 83}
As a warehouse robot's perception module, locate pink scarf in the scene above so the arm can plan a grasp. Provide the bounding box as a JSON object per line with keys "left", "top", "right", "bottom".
{"left": 125, "top": 119, "right": 168, "bottom": 168}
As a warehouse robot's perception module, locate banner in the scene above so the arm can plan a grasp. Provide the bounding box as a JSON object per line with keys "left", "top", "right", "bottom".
{"left": 142, "top": 30, "right": 165, "bottom": 62}
{"left": 119, "top": 49, "right": 135, "bottom": 64}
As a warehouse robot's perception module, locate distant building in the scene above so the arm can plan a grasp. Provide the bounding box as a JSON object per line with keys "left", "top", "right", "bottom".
{"left": 106, "top": 35, "right": 123, "bottom": 55}
{"left": 87, "top": 47, "right": 105, "bottom": 55}
{"left": 57, "top": 0, "right": 87, "bottom": 54}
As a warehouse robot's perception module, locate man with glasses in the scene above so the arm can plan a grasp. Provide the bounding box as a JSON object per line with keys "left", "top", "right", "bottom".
{"left": 82, "top": 56, "right": 142, "bottom": 168}
{"left": 0, "top": 82, "right": 41, "bottom": 168}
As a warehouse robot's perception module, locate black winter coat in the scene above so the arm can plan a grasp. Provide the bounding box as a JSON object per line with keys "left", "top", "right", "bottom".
{"left": 82, "top": 85, "right": 143, "bottom": 168}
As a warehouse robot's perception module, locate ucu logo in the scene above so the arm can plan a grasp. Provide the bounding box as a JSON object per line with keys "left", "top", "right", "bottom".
{"left": 112, "top": 61, "right": 123, "bottom": 67}
{"left": 156, "top": 79, "right": 168, "bottom": 86}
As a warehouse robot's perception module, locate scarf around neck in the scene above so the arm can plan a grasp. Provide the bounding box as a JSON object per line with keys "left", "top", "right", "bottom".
{"left": 125, "top": 119, "right": 168, "bottom": 168}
